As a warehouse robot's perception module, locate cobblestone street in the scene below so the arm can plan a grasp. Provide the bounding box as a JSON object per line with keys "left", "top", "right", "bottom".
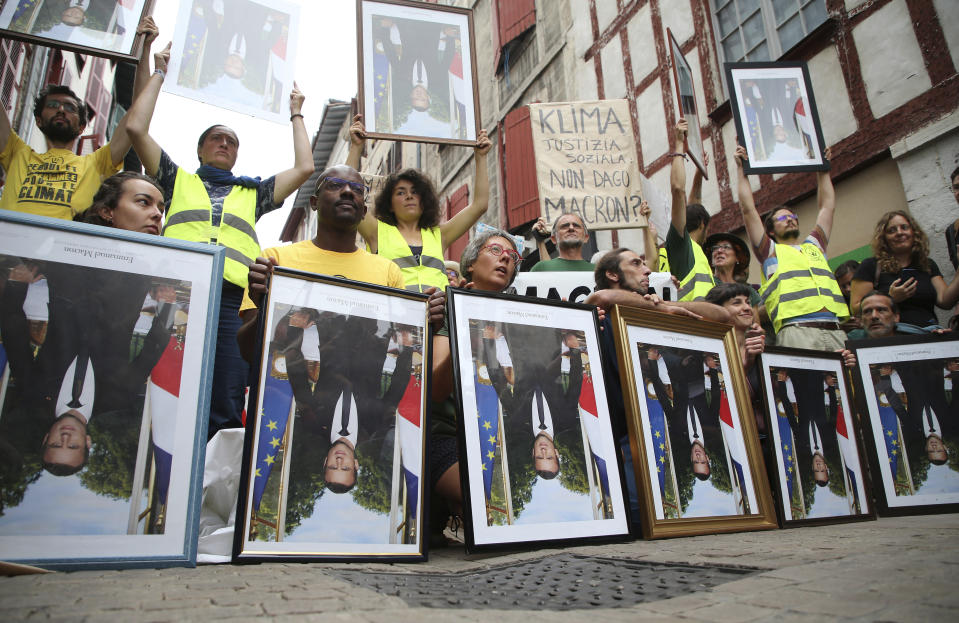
{"left": 2, "top": 514, "right": 957, "bottom": 621}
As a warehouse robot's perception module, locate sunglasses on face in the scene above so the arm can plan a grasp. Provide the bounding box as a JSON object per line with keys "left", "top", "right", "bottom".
{"left": 318, "top": 177, "right": 367, "bottom": 196}
{"left": 482, "top": 243, "right": 521, "bottom": 264}
{"left": 712, "top": 243, "right": 735, "bottom": 253}
{"left": 44, "top": 100, "right": 79, "bottom": 114}
{"left": 774, "top": 212, "right": 798, "bottom": 223}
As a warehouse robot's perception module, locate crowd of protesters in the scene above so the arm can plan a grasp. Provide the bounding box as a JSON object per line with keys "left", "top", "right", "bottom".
{"left": 1, "top": 21, "right": 958, "bottom": 544}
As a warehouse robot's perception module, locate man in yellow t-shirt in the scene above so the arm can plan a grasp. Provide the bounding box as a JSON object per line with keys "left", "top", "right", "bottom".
{"left": 238, "top": 165, "right": 404, "bottom": 361}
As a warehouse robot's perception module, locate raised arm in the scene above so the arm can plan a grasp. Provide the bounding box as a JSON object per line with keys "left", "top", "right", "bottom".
{"left": 670, "top": 120, "right": 688, "bottom": 234}
{"left": 687, "top": 150, "right": 708, "bottom": 206}
{"left": 734, "top": 144, "right": 765, "bottom": 250}
{"left": 271, "top": 83, "right": 315, "bottom": 203}
{"left": 640, "top": 200, "right": 657, "bottom": 263}
{"left": 125, "top": 42, "right": 170, "bottom": 176}
{"left": 110, "top": 18, "right": 160, "bottom": 167}
{"left": 439, "top": 130, "right": 493, "bottom": 248}
{"left": 348, "top": 114, "right": 379, "bottom": 249}
{"left": 814, "top": 147, "right": 835, "bottom": 242}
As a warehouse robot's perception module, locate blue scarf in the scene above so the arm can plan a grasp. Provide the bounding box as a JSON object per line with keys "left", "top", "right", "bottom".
{"left": 196, "top": 165, "right": 261, "bottom": 188}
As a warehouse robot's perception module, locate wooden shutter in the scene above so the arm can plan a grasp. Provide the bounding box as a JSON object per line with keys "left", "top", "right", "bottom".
{"left": 84, "top": 58, "right": 111, "bottom": 143}
{"left": 503, "top": 106, "right": 539, "bottom": 229}
{"left": 497, "top": 0, "right": 536, "bottom": 46}
{"left": 445, "top": 183, "right": 470, "bottom": 262}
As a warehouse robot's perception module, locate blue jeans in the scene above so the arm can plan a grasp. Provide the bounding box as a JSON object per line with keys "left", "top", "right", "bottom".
{"left": 208, "top": 282, "right": 249, "bottom": 438}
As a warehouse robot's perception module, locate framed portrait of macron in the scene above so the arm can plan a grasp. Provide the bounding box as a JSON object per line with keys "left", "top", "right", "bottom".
{"left": 164, "top": 0, "right": 302, "bottom": 124}
{"left": 357, "top": 0, "right": 480, "bottom": 146}
{"left": 0, "top": 211, "right": 222, "bottom": 569}
{"left": 847, "top": 334, "right": 959, "bottom": 515}
{"left": 609, "top": 305, "right": 777, "bottom": 539}
{"left": 667, "top": 28, "right": 707, "bottom": 179}
{"left": 725, "top": 62, "right": 828, "bottom": 175}
{"left": 447, "top": 288, "right": 631, "bottom": 552}
{"left": 234, "top": 268, "right": 430, "bottom": 562}
{"left": 0, "top": 0, "right": 155, "bottom": 62}
{"left": 758, "top": 348, "right": 874, "bottom": 527}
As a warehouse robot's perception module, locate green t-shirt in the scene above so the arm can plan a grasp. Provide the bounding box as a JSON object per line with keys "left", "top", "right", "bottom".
{"left": 664, "top": 225, "right": 696, "bottom": 281}
{"left": 530, "top": 257, "right": 595, "bottom": 272}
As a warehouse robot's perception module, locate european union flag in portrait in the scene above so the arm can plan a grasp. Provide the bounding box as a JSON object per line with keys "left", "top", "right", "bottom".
{"left": 252, "top": 369, "right": 294, "bottom": 511}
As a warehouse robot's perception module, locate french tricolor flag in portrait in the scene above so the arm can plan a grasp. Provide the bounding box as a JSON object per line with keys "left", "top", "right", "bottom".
{"left": 718, "top": 389, "right": 749, "bottom": 504}
{"left": 148, "top": 335, "right": 182, "bottom": 507}
{"left": 449, "top": 49, "right": 467, "bottom": 136}
{"left": 793, "top": 97, "right": 816, "bottom": 155}
{"left": 834, "top": 400, "right": 861, "bottom": 510}
{"left": 397, "top": 371, "right": 422, "bottom": 519}
{"left": 579, "top": 371, "right": 610, "bottom": 498}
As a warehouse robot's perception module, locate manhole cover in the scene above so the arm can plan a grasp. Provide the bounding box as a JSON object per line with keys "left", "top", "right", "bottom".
{"left": 333, "top": 553, "right": 760, "bottom": 610}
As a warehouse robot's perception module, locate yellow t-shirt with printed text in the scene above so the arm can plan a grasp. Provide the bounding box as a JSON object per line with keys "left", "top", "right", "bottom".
{"left": 240, "top": 240, "right": 405, "bottom": 312}
{"left": 0, "top": 132, "right": 120, "bottom": 220}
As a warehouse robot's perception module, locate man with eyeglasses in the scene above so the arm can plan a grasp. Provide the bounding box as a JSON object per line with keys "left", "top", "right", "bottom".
{"left": 530, "top": 213, "right": 594, "bottom": 272}
{"left": 125, "top": 44, "right": 314, "bottom": 437}
{"left": 0, "top": 19, "right": 160, "bottom": 220}
{"left": 238, "top": 165, "right": 404, "bottom": 364}
{"left": 734, "top": 144, "right": 848, "bottom": 351}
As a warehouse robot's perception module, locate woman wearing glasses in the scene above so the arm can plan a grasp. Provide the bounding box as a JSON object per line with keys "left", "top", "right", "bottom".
{"left": 428, "top": 229, "right": 520, "bottom": 542}
{"left": 346, "top": 114, "right": 492, "bottom": 292}
{"left": 848, "top": 211, "right": 959, "bottom": 332}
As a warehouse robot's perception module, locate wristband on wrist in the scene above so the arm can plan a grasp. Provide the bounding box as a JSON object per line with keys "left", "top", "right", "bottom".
{"left": 290, "top": 113, "right": 304, "bottom": 122}
{"left": 153, "top": 68, "right": 165, "bottom": 79}
{"left": 667, "top": 151, "right": 688, "bottom": 161}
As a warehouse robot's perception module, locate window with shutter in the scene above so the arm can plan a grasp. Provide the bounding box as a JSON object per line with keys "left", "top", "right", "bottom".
{"left": 444, "top": 183, "right": 470, "bottom": 262}
{"left": 502, "top": 106, "right": 539, "bottom": 230}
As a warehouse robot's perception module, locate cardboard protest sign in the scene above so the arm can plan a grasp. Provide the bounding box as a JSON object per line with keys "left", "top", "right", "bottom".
{"left": 529, "top": 100, "right": 647, "bottom": 231}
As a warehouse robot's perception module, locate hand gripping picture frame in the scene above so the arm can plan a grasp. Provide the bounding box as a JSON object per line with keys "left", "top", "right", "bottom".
{"left": 0, "top": 211, "right": 222, "bottom": 569}
{"left": 234, "top": 268, "right": 430, "bottom": 562}
{"left": 758, "top": 348, "right": 874, "bottom": 527}
{"left": 0, "top": 0, "right": 155, "bottom": 62}
{"left": 356, "top": 0, "right": 480, "bottom": 146}
{"left": 609, "top": 305, "right": 777, "bottom": 539}
{"left": 725, "top": 61, "right": 828, "bottom": 175}
{"left": 447, "top": 288, "right": 631, "bottom": 552}
{"left": 847, "top": 333, "right": 959, "bottom": 515}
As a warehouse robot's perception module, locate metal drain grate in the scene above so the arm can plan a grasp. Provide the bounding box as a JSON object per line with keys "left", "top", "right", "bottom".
{"left": 333, "top": 553, "right": 760, "bottom": 610}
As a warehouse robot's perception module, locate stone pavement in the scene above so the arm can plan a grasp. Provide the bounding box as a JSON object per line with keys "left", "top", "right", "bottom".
{"left": 1, "top": 514, "right": 957, "bottom": 622}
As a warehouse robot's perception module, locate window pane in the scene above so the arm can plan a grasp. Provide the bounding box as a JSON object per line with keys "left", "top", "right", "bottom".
{"left": 777, "top": 15, "right": 804, "bottom": 52}
{"left": 746, "top": 41, "right": 769, "bottom": 62}
{"left": 772, "top": 0, "right": 798, "bottom": 25}
{"left": 739, "top": 0, "right": 761, "bottom": 15}
{"left": 723, "top": 34, "right": 745, "bottom": 63}
{"left": 743, "top": 11, "right": 766, "bottom": 50}
{"left": 802, "top": 0, "right": 828, "bottom": 31}
{"left": 718, "top": 4, "right": 738, "bottom": 38}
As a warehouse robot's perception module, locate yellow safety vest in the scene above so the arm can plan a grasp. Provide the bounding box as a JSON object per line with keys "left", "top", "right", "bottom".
{"left": 760, "top": 241, "right": 849, "bottom": 333}
{"left": 657, "top": 247, "right": 670, "bottom": 273}
{"left": 163, "top": 169, "right": 260, "bottom": 288}
{"left": 677, "top": 239, "right": 716, "bottom": 302}
{"left": 376, "top": 221, "right": 448, "bottom": 292}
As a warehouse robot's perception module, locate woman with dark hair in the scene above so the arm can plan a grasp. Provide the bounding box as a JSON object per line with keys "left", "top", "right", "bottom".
{"left": 849, "top": 210, "right": 959, "bottom": 331}
{"left": 346, "top": 114, "right": 492, "bottom": 292}
{"left": 74, "top": 170, "right": 164, "bottom": 233}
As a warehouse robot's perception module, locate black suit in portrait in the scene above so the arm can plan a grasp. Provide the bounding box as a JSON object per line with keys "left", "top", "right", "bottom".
{"left": 788, "top": 370, "right": 843, "bottom": 492}
{"left": 660, "top": 351, "right": 727, "bottom": 493}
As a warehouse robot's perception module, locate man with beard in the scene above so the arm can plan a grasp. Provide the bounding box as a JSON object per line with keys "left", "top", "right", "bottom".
{"left": 734, "top": 144, "right": 847, "bottom": 349}
{"left": 0, "top": 19, "right": 159, "bottom": 220}
{"left": 530, "top": 213, "right": 594, "bottom": 272}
